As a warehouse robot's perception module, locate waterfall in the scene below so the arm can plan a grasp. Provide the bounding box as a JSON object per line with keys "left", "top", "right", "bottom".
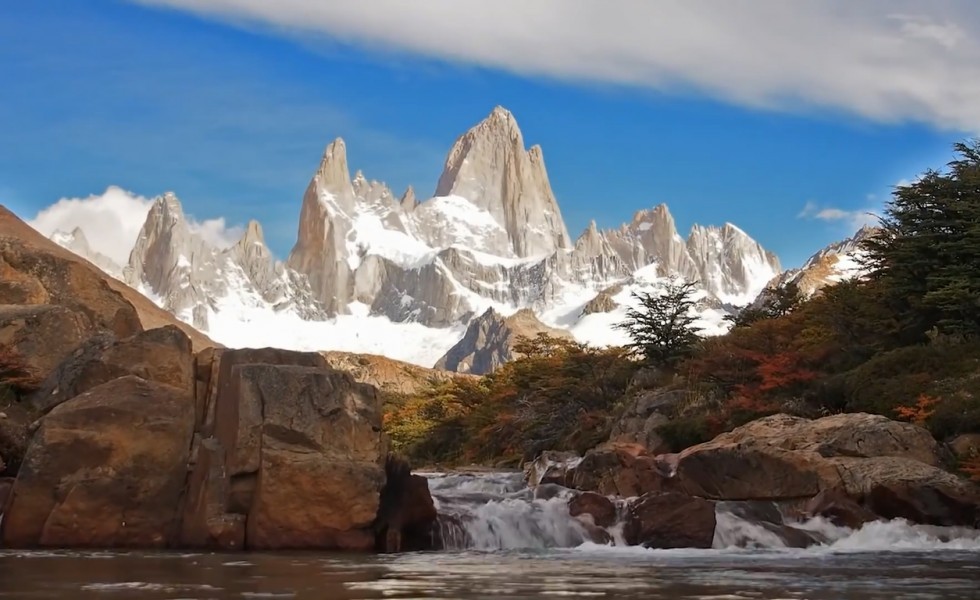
{"left": 422, "top": 470, "right": 980, "bottom": 553}
{"left": 424, "top": 471, "right": 592, "bottom": 550}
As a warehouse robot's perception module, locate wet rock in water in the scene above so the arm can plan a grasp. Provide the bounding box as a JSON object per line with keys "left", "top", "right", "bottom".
{"left": 864, "top": 480, "right": 980, "bottom": 528}
{"left": 718, "top": 500, "right": 826, "bottom": 548}
{"left": 625, "top": 492, "right": 716, "bottom": 549}
{"left": 1, "top": 376, "right": 195, "bottom": 548}
{"left": 570, "top": 443, "right": 667, "bottom": 497}
{"left": 803, "top": 488, "right": 878, "bottom": 530}
{"left": 375, "top": 455, "right": 438, "bottom": 552}
{"left": 523, "top": 450, "right": 580, "bottom": 488}
{"left": 568, "top": 492, "right": 617, "bottom": 528}
{"left": 533, "top": 483, "right": 568, "bottom": 501}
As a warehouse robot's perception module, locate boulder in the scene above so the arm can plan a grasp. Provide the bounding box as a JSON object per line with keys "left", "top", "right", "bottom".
{"left": 661, "top": 413, "right": 980, "bottom": 526}
{"left": 29, "top": 325, "right": 194, "bottom": 414}
{"left": 606, "top": 389, "right": 685, "bottom": 454}
{"left": 802, "top": 488, "right": 878, "bottom": 530}
{"left": 1, "top": 376, "right": 195, "bottom": 548}
{"left": 624, "top": 492, "right": 716, "bottom": 549}
{"left": 180, "top": 349, "right": 388, "bottom": 551}
{"left": 0, "top": 304, "right": 96, "bottom": 381}
{"left": 524, "top": 451, "right": 580, "bottom": 488}
{"left": 375, "top": 455, "right": 438, "bottom": 552}
{"left": 950, "top": 434, "right": 980, "bottom": 460}
{"left": 570, "top": 443, "right": 667, "bottom": 497}
{"left": 667, "top": 413, "right": 948, "bottom": 501}
{"left": 568, "top": 492, "right": 617, "bottom": 528}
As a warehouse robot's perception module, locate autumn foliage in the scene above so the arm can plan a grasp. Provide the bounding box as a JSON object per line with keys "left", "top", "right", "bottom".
{"left": 384, "top": 334, "right": 637, "bottom": 466}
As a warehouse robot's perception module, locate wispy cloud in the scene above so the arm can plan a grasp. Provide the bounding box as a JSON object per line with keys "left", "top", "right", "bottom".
{"left": 134, "top": 0, "right": 980, "bottom": 131}
{"left": 798, "top": 200, "right": 881, "bottom": 230}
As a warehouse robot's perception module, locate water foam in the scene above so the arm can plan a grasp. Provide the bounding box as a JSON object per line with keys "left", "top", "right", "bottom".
{"left": 426, "top": 471, "right": 980, "bottom": 555}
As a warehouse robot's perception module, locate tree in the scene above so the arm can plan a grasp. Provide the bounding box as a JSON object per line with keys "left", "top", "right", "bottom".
{"left": 726, "top": 281, "right": 804, "bottom": 328}
{"left": 864, "top": 140, "right": 980, "bottom": 339}
{"left": 616, "top": 280, "right": 703, "bottom": 366}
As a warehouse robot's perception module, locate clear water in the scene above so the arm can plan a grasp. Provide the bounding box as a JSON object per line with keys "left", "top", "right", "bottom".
{"left": 2, "top": 471, "right": 979, "bottom": 599}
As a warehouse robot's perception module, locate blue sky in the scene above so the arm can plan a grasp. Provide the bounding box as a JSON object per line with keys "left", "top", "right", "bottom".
{"left": 3, "top": 1, "right": 977, "bottom": 268}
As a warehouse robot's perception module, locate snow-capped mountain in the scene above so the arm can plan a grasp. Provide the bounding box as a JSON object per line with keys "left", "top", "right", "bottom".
{"left": 759, "top": 225, "right": 878, "bottom": 301}
{"left": 47, "top": 106, "right": 784, "bottom": 369}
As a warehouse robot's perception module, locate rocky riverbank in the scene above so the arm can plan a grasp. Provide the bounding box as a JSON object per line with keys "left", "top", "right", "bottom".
{"left": 525, "top": 411, "right": 980, "bottom": 548}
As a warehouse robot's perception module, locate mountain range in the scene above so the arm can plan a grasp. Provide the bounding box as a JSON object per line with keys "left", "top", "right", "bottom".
{"left": 41, "top": 106, "right": 867, "bottom": 373}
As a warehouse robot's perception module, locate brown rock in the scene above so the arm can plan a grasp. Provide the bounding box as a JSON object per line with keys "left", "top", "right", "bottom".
{"left": 606, "top": 389, "right": 685, "bottom": 454}
{"left": 180, "top": 351, "right": 388, "bottom": 551}
{"left": 29, "top": 325, "right": 194, "bottom": 414}
{"left": 0, "top": 304, "right": 94, "bottom": 381}
{"left": 524, "top": 451, "right": 580, "bottom": 488}
{"left": 0, "top": 205, "right": 215, "bottom": 353}
{"left": 864, "top": 480, "right": 980, "bottom": 528}
{"left": 803, "top": 488, "right": 878, "bottom": 529}
{"left": 949, "top": 434, "right": 980, "bottom": 460}
{"left": 570, "top": 443, "right": 667, "bottom": 497}
{"left": 569, "top": 492, "right": 617, "bottom": 528}
{"left": 1, "top": 376, "right": 195, "bottom": 548}
{"left": 625, "top": 492, "right": 716, "bottom": 548}
{"left": 667, "top": 413, "right": 947, "bottom": 502}
{"left": 375, "top": 455, "right": 438, "bottom": 552}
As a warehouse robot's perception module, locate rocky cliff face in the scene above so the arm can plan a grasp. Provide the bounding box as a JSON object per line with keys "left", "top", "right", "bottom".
{"left": 435, "top": 307, "right": 572, "bottom": 375}
{"left": 124, "top": 193, "right": 325, "bottom": 330}
{"left": 434, "top": 106, "right": 571, "bottom": 258}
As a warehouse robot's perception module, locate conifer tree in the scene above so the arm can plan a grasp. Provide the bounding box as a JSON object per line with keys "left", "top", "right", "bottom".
{"left": 616, "top": 280, "right": 703, "bottom": 366}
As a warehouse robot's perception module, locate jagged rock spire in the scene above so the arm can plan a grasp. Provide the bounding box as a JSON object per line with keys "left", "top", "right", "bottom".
{"left": 434, "top": 106, "right": 571, "bottom": 257}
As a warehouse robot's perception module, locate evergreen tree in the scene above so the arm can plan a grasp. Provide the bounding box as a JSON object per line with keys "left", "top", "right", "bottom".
{"left": 864, "top": 140, "right": 980, "bottom": 339}
{"left": 616, "top": 280, "right": 703, "bottom": 366}
{"left": 726, "top": 281, "right": 804, "bottom": 328}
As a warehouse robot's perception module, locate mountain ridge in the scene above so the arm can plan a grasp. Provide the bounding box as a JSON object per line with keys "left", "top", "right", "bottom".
{"left": 41, "top": 106, "right": 801, "bottom": 369}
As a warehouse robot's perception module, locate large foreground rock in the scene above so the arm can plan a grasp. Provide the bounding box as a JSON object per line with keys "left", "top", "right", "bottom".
{"left": 1, "top": 376, "right": 194, "bottom": 547}
{"left": 180, "top": 348, "right": 387, "bottom": 551}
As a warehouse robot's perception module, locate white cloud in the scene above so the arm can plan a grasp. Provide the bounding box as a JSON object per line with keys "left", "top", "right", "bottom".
{"left": 28, "top": 186, "right": 154, "bottom": 266}
{"left": 134, "top": 0, "right": 980, "bottom": 131}
{"left": 188, "top": 217, "right": 244, "bottom": 250}
{"left": 799, "top": 201, "right": 881, "bottom": 230}
{"left": 28, "top": 186, "right": 244, "bottom": 266}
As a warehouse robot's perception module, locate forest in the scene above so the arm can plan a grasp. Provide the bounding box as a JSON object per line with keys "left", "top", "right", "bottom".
{"left": 384, "top": 141, "right": 980, "bottom": 480}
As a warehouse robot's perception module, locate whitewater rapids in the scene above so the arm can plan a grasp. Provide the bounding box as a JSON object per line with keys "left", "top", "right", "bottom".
{"left": 423, "top": 471, "right": 980, "bottom": 554}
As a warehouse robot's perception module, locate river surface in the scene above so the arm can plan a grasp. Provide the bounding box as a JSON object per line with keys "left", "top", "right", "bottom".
{"left": 2, "top": 472, "right": 979, "bottom": 599}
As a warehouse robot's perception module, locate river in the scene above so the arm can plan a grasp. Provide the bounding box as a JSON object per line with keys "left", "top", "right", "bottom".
{"left": 2, "top": 472, "right": 979, "bottom": 599}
